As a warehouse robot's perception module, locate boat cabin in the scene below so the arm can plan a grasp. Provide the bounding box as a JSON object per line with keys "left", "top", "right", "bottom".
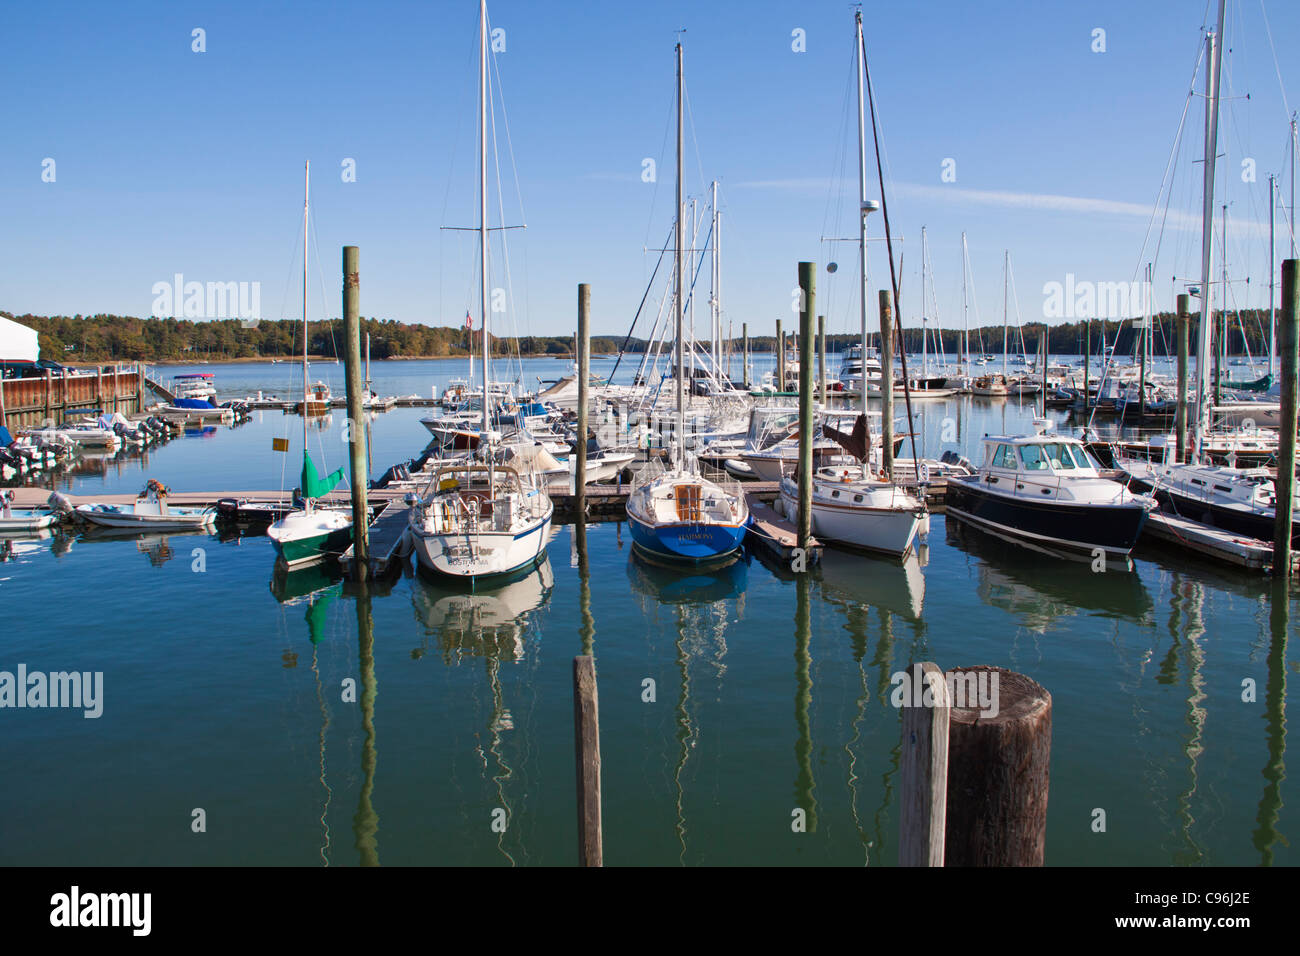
{"left": 980, "top": 433, "right": 1103, "bottom": 477}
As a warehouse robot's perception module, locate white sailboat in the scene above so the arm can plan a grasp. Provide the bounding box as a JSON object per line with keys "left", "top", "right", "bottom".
{"left": 408, "top": 0, "right": 554, "bottom": 581}
{"left": 779, "top": 10, "right": 926, "bottom": 560}
{"left": 267, "top": 162, "right": 354, "bottom": 570}
{"left": 1118, "top": 0, "right": 1300, "bottom": 548}
{"left": 625, "top": 39, "right": 747, "bottom": 565}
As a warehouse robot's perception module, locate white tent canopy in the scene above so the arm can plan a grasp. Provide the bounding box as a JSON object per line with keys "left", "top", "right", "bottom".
{"left": 0, "top": 316, "right": 39, "bottom": 361}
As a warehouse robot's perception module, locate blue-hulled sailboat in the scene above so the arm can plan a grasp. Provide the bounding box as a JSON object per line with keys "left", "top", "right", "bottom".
{"left": 625, "top": 40, "right": 747, "bottom": 565}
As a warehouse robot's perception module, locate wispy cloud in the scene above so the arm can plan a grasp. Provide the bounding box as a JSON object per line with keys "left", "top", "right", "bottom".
{"left": 733, "top": 178, "right": 1270, "bottom": 237}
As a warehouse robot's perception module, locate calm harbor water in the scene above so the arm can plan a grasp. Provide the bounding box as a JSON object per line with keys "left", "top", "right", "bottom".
{"left": 0, "top": 358, "right": 1293, "bottom": 865}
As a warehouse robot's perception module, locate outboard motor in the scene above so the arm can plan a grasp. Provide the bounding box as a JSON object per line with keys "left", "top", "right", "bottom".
{"left": 47, "top": 491, "right": 75, "bottom": 515}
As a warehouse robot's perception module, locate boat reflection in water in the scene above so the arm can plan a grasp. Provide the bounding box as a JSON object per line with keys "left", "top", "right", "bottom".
{"left": 410, "top": 554, "right": 555, "bottom": 865}
{"left": 627, "top": 548, "right": 747, "bottom": 863}
{"left": 946, "top": 518, "right": 1154, "bottom": 630}
{"left": 817, "top": 546, "right": 927, "bottom": 622}
{"left": 411, "top": 555, "right": 555, "bottom": 663}
{"left": 269, "top": 560, "right": 345, "bottom": 863}
{"left": 79, "top": 525, "right": 216, "bottom": 568}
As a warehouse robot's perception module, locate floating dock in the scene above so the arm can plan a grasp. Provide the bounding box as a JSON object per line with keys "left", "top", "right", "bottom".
{"left": 744, "top": 493, "right": 822, "bottom": 566}
{"left": 1141, "top": 511, "right": 1299, "bottom": 574}
{"left": 341, "top": 497, "right": 412, "bottom": 578}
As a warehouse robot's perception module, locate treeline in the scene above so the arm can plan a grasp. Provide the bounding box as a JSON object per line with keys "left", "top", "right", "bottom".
{"left": 751, "top": 309, "right": 1281, "bottom": 357}
{"left": 1, "top": 313, "right": 646, "bottom": 361}
{"left": 3, "top": 308, "right": 1280, "bottom": 362}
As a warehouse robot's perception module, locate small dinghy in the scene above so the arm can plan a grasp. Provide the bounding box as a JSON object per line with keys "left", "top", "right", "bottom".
{"left": 75, "top": 479, "right": 217, "bottom": 531}
{"left": 0, "top": 490, "right": 58, "bottom": 533}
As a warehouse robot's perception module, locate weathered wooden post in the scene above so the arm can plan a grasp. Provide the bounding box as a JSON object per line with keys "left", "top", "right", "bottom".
{"left": 1040, "top": 328, "right": 1048, "bottom": 417}
{"left": 899, "top": 662, "right": 950, "bottom": 866}
{"left": 1176, "top": 294, "right": 1191, "bottom": 465}
{"left": 576, "top": 283, "right": 590, "bottom": 506}
{"left": 112, "top": 365, "right": 119, "bottom": 413}
{"left": 818, "top": 314, "right": 826, "bottom": 406}
{"left": 776, "top": 319, "right": 784, "bottom": 394}
{"left": 742, "top": 322, "right": 749, "bottom": 388}
{"left": 96, "top": 366, "right": 103, "bottom": 412}
{"left": 1082, "top": 320, "right": 1090, "bottom": 412}
{"left": 44, "top": 370, "right": 52, "bottom": 421}
{"left": 573, "top": 655, "right": 602, "bottom": 866}
{"left": 797, "top": 263, "right": 815, "bottom": 551}
{"left": 1274, "top": 259, "right": 1297, "bottom": 577}
{"left": 342, "top": 245, "right": 369, "bottom": 578}
{"left": 136, "top": 361, "right": 144, "bottom": 410}
{"left": 944, "top": 666, "right": 1051, "bottom": 866}
{"left": 879, "top": 290, "right": 895, "bottom": 479}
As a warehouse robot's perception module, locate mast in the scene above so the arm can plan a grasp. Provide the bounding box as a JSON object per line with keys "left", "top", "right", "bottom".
{"left": 1002, "top": 249, "right": 1009, "bottom": 377}
{"left": 479, "top": 0, "right": 490, "bottom": 439}
{"left": 855, "top": 8, "right": 869, "bottom": 414}
{"left": 921, "top": 226, "right": 928, "bottom": 377}
{"left": 674, "top": 39, "right": 684, "bottom": 468}
{"left": 302, "top": 160, "right": 309, "bottom": 458}
{"left": 1193, "top": 0, "right": 1225, "bottom": 462}
{"left": 961, "top": 232, "right": 969, "bottom": 375}
{"left": 1270, "top": 174, "right": 1276, "bottom": 375}
{"left": 712, "top": 180, "right": 720, "bottom": 387}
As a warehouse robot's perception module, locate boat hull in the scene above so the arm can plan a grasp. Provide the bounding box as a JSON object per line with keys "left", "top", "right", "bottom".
{"left": 779, "top": 484, "right": 923, "bottom": 558}
{"left": 946, "top": 477, "right": 1149, "bottom": 558}
{"left": 268, "top": 509, "right": 354, "bottom": 569}
{"left": 1127, "top": 478, "right": 1298, "bottom": 546}
{"left": 626, "top": 512, "right": 746, "bottom": 563}
{"left": 75, "top": 504, "right": 215, "bottom": 531}
{"left": 410, "top": 510, "right": 553, "bottom": 579}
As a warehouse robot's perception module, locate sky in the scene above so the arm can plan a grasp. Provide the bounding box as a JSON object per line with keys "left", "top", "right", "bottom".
{"left": 1, "top": 0, "right": 1297, "bottom": 346}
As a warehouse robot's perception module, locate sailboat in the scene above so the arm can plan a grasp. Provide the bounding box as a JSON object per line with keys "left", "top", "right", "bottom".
{"left": 268, "top": 162, "right": 354, "bottom": 570}
{"left": 407, "top": 0, "right": 554, "bottom": 581}
{"left": 625, "top": 40, "right": 747, "bottom": 565}
{"left": 1117, "top": 0, "right": 1300, "bottom": 547}
{"left": 776, "top": 11, "right": 926, "bottom": 561}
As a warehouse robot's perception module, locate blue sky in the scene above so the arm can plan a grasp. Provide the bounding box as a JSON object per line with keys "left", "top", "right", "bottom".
{"left": 2, "top": 0, "right": 1296, "bottom": 343}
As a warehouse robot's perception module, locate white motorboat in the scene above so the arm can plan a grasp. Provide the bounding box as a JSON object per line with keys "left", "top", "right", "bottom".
{"left": 947, "top": 423, "right": 1155, "bottom": 559}
{"left": 75, "top": 481, "right": 216, "bottom": 531}
{"left": 0, "top": 491, "right": 57, "bottom": 533}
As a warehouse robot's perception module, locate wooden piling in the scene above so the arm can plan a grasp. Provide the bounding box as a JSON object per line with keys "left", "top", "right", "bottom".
{"left": 879, "top": 290, "right": 894, "bottom": 479}
{"left": 776, "top": 319, "right": 785, "bottom": 393}
{"left": 899, "top": 662, "right": 950, "bottom": 867}
{"left": 1040, "top": 329, "right": 1048, "bottom": 417}
{"left": 44, "top": 370, "right": 52, "bottom": 421}
{"left": 1082, "top": 321, "right": 1090, "bottom": 413}
{"left": 796, "top": 263, "right": 815, "bottom": 550}
{"left": 944, "top": 666, "right": 1051, "bottom": 866}
{"left": 1274, "top": 259, "right": 1297, "bottom": 577}
{"left": 1176, "top": 294, "right": 1190, "bottom": 465}
{"left": 818, "top": 314, "right": 826, "bottom": 406}
{"left": 577, "top": 284, "right": 590, "bottom": 506}
{"left": 342, "top": 245, "right": 369, "bottom": 578}
{"left": 742, "top": 322, "right": 749, "bottom": 388}
{"left": 573, "top": 654, "right": 602, "bottom": 866}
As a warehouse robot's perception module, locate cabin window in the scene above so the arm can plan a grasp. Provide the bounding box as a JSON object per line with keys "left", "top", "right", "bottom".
{"left": 1018, "top": 444, "right": 1049, "bottom": 471}
{"left": 1068, "top": 446, "right": 1092, "bottom": 468}
{"left": 1043, "top": 443, "right": 1075, "bottom": 469}
{"left": 854, "top": 494, "right": 864, "bottom": 503}
{"left": 832, "top": 490, "right": 840, "bottom": 498}
{"left": 992, "top": 444, "right": 1017, "bottom": 469}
